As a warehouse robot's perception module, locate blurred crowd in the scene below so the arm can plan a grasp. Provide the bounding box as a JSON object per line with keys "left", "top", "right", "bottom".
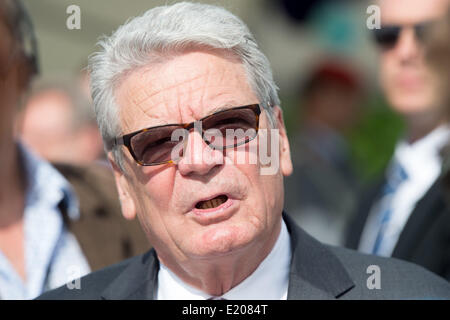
{"left": 0, "top": 0, "right": 449, "bottom": 299}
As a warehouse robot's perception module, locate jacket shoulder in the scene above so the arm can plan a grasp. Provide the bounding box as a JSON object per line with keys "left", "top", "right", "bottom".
{"left": 328, "top": 246, "right": 450, "bottom": 299}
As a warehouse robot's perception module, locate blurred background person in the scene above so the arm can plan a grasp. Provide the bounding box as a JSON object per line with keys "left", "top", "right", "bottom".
{"left": 0, "top": 0, "right": 148, "bottom": 299}
{"left": 0, "top": 0, "right": 91, "bottom": 299}
{"left": 17, "top": 79, "right": 149, "bottom": 274}
{"left": 18, "top": 81, "right": 104, "bottom": 165}
{"left": 346, "top": 0, "right": 450, "bottom": 281}
{"left": 285, "top": 59, "right": 364, "bottom": 245}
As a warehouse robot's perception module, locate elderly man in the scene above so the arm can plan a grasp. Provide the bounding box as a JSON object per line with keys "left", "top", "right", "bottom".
{"left": 39, "top": 2, "right": 450, "bottom": 300}
{"left": 347, "top": 0, "right": 450, "bottom": 281}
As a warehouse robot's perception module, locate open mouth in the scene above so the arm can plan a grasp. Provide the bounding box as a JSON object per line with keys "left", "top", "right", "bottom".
{"left": 195, "top": 195, "right": 229, "bottom": 210}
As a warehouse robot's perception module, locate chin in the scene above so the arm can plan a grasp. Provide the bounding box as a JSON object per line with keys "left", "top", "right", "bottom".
{"left": 389, "top": 93, "right": 437, "bottom": 115}
{"left": 190, "top": 223, "right": 258, "bottom": 258}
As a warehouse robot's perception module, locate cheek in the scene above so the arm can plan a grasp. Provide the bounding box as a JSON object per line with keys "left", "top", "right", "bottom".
{"left": 236, "top": 161, "right": 283, "bottom": 218}
{"left": 260, "top": 173, "right": 283, "bottom": 211}
{"left": 132, "top": 166, "right": 178, "bottom": 214}
{"left": 424, "top": 70, "right": 441, "bottom": 95}
{"left": 380, "top": 55, "right": 396, "bottom": 85}
{"left": 130, "top": 167, "right": 180, "bottom": 244}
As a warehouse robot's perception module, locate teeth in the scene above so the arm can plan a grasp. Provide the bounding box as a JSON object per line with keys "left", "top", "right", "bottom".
{"left": 201, "top": 200, "right": 214, "bottom": 209}
{"left": 201, "top": 201, "right": 211, "bottom": 209}
{"left": 197, "top": 196, "right": 227, "bottom": 210}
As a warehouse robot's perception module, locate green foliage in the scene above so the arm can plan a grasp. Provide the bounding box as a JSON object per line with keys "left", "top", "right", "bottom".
{"left": 346, "top": 95, "right": 404, "bottom": 182}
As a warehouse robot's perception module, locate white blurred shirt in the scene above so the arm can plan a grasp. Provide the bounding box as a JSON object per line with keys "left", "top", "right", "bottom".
{"left": 0, "top": 144, "right": 90, "bottom": 299}
{"left": 157, "top": 219, "right": 291, "bottom": 300}
{"left": 358, "top": 125, "right": 450, "bottom": 256}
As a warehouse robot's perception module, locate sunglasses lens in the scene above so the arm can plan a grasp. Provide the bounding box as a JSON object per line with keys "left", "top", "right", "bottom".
{"left": 130, "top": 125, "right": 185, "bottom": 165}
{"left": 127, "top": 105, "right": 260, "bottom": 165}
{"left": 414, "top": 22, "right": 431, "bottom": 42}
{"left": 202, "top": 107, "right": 259, "bottom": 149}
{"left": 373, "top": 26, "right": 401, "bottom": 48}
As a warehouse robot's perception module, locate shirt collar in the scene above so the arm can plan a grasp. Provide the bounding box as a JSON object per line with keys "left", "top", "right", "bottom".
{"left": 157, "top": 218, "right": 291, "bottom": 300}
{"left": 18, "top": 143, "right": 80, "bottom": 220}
{"left": 394, "top": 124, "right": 450, "bottom": 181}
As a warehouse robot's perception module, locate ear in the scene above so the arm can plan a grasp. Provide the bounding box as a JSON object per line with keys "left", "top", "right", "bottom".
{"left": 273, "top": 106, "right": 293, "bottom": 177}
{"left": 108, "top": 152, "right": 137, "bottom": 220}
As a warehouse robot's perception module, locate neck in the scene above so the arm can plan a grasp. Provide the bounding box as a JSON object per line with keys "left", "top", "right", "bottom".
{"left": 158, "top": 218, "right": 282, "bottom": 296}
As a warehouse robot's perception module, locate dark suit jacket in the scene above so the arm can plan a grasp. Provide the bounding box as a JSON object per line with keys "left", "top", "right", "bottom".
{"left": 346, "top": 175, "right": 450, "bottom": 281}
{"left": 38, "top": 213, "right": 450, "bottom": 299}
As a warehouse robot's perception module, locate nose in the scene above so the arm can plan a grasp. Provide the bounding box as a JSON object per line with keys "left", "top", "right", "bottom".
{"left": 394, "top": 27, "right": 422, "bottom": 63}
{"left": 177, "top": 129, "right": 225, "bottom": 176}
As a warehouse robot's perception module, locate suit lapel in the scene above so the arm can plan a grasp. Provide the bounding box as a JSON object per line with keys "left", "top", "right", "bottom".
{"left": 392, "top": 178, "right": 446, "bottom": 259}
{"left": 284, "top": 214, "right": 355, "bottom": 299}
{"left": 101, "top": 250, "right": 159, "bottom": 299}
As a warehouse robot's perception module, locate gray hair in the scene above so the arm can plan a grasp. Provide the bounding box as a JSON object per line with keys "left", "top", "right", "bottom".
{"left": 89, "top": 2, "right": 280, "bottom": 168}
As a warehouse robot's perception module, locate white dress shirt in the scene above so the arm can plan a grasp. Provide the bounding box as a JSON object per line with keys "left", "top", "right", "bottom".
{"left": 157, "top": 219, "right": 291, "bottom": 300}
{"left": 358, "top": 125, "right": 450, "bottom": 256}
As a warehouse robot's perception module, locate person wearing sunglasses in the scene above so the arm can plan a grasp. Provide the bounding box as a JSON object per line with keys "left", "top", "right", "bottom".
{"left": 39, "top": 2, "right": 450, "bottom": 300}
{"left": 347, "top": 0, "right": 450, "bottom": 281}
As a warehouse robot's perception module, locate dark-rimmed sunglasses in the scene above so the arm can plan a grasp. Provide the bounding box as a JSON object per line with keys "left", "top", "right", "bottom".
{"left": 372, "top": 21, "right": 433, "bottom": 49}
{"left": 110, "top": 104, "right": 261, "bottom": 166}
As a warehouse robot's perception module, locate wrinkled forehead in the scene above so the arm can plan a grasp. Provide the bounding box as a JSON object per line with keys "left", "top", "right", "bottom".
{"left": 379, "top": 0, "right": 449, "bottom": 25}
{"left": 115, "top": 49, "right": 258, "bottom": 133}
